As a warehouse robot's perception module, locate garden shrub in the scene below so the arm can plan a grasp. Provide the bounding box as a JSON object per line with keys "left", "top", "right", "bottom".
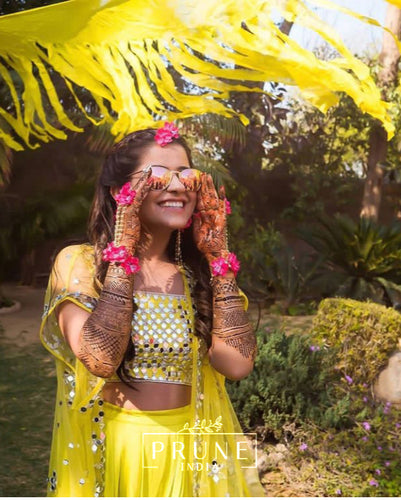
{"left": 311, "top": 298, "right": 401, "bottom": 385}
{"left": 226, "top": 328, "right": 343, "bottom": 439}
{"left": 289, "top": 381, "right": 401, "bottom": 496}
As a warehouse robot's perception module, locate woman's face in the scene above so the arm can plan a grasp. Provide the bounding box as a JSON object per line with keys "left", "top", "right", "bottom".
{"left": 131, "top": 142, "right": 197, "bottom": 233}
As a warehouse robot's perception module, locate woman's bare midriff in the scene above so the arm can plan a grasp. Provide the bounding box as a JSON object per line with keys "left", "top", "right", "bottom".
{"left": 102, "top": 381, "right": 192, "bottom": 410}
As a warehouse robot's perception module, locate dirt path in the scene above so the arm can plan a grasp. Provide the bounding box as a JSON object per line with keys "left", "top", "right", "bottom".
{"left": 0, "top": 282, "right": 45, "bottom": 347}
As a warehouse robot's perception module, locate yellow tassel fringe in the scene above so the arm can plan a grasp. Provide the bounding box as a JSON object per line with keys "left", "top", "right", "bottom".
{"left": 0, "top": 0, "right": 396, "bottom": 150}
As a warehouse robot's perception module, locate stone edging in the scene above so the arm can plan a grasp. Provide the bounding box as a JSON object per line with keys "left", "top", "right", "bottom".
{"left": 0, "top": 301, "right": 21, "bottom": 315}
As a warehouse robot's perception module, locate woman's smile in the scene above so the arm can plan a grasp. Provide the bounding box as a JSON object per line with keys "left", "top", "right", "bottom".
{"left": 158, "top": 198, "right": 186, "bottom": 209}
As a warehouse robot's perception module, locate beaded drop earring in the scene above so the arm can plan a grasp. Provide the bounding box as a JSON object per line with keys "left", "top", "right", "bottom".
{"left": 175, "top": 229, "right": 183, "bottom": 267}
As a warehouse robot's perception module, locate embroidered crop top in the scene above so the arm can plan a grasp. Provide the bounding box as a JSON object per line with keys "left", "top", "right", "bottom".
{"left": 107, "top": 291, "right": 194, "bottom": 386}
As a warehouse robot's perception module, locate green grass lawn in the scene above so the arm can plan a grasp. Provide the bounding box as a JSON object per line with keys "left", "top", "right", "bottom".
{"left": 0, "top": 328, "right": 56, "bottom": 497}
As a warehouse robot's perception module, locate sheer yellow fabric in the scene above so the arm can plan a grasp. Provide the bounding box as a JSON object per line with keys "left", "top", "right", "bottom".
{"left": 0, "top": 0, "right": 395, "bottom": 152}
{"left": 40, "top": 244, "right": 265, "bottom": 496}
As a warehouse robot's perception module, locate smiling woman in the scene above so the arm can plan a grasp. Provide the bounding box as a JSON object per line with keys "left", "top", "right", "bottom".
{"left": 40, "top": 125, "right": 265, "bottom": 497}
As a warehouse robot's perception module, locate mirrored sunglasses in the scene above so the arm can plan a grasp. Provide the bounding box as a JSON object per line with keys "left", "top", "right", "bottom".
{"left": 133, "top": 164, "right": 202, "bottom": 191}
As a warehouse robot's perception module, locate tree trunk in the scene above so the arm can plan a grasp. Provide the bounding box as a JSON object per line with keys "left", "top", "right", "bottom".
{"left": 360, "top": 5, "right": 401, "bottom": 220}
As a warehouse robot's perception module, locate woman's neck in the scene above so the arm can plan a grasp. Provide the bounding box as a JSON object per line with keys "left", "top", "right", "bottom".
{"left": 134, "top": 228, "right": 184, "bottom": 294}
{"left": 136, "top": 228, "right": 173, "bottom": 264}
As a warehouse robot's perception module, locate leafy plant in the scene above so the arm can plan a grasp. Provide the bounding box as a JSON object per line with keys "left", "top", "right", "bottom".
{"left": 226, "top": 328, "right": 342, "bottom": 439}
{"left": 228, "top": 210, "right": 326, "bottom": 312}
{"left": 0, "top": 183, "right": 93, "bottom": 282}
{"left": 263, "top": 245, "right": 325, "bottom": 314}
{"left": 312, "top": 297, "right": 401, "bottom": 386}
{"left": 299, "top": 214, "right": 401, "bottom": 305}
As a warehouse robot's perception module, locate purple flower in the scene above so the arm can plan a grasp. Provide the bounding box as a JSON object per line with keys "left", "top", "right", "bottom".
{"left": 299, "top": 443, "right": 308, "bottom": 451}
{"left": 385, "top": 461, "right": 391, "bottom": 467}
{"left": 362, "top": 422, "right": 371, "bottom": 431}
{"left": 345, "top": 375, "right": 353, "bottom": 385}
{"left": 309, "top": 345, "right": 320, "bottom": 352}
{"left": 395, "top": 423, "right": 401, "bottom": 429}
{"left": 361, "top": 436, "right": 368, "bottom": 442}
{"left": 375, "top": 469, "right": 381, "bottom": 475}
{"left": 377, "top": 446, "right": 382, "bottom": 451}
{"left": 362, "top": 396, "right": 368, "bottom": 403}
{"left": 335, "top": 489, "right": 342, "bottom": 495}
{"left": 369, "top": 479, "right": 379, "bottom": 487}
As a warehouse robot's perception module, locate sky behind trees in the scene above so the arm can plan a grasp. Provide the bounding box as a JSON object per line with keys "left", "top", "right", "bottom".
{"left": 292, "top": 0, "right": 386, "bottom": 55}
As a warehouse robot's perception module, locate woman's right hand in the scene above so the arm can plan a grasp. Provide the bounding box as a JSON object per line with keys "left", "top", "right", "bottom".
{"left": 117, "top": 170, "right": 152, "bottom": 253}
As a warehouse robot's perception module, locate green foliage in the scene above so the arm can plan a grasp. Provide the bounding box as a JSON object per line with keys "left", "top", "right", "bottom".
{"left": 226, "top": 328, "right": 342, "bottom": 439}
{"left": 300, "top": 215, "right": 401, "bottom": 305}
{"left": 311, "top": 297, "right": 401, "bottom": 385}
{"left": 289, "top": 382, "right": 401, "bottom": 496}
{"left": 228, "top": 209, "right": 326, "bottom": 309}
{"left": 263, "top": 246, "right": 325, "bottom": 313}
{"left": 0, "top": 183, "right": 93, "bottom": 278}
{"left": 227, "top": 205, "right": 281, "bottom": 300}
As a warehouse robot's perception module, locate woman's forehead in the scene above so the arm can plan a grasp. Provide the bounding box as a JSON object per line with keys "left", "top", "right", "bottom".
{"left": 136, "top": 143, "right": 189, "bottom": 170}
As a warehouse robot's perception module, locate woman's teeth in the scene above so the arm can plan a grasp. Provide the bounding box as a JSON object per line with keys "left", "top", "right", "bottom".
{"left": 160, "top": 201, "right": 184, "bottom": 208}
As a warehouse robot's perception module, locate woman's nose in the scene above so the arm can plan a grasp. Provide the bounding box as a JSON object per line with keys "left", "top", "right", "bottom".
{"left": 166, "top": 172, "right": 186, "bottom": 192}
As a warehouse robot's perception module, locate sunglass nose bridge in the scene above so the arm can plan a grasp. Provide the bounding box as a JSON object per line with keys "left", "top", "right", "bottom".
{"left": 164, "top": 171, "right": 186, "bottom": 190}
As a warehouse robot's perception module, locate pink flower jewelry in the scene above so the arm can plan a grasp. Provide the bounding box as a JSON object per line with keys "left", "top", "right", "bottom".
{"left": 225, "top": 199, "right": 232, "bottom": 215}
{"left": 210, "top": 252, "right": 240, "bottom": 277}
{"left": 155, "top": 122, "right": 180, "bottom": 146}
{"left": 102, "top": 183, "right": 140, "bottom": 275}
{"left": 227, "top": 252, "right": 240, "bottom": 274}
{"left": 115, "top": 182, "right": 136, "bottom": 205}
{"left": 102, "top": 242, "right": 140, "bottom": 275}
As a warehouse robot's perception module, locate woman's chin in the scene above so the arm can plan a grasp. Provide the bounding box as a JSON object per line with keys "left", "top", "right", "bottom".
{"left": 145, "top": 216, "right": 192, "bottom": 233}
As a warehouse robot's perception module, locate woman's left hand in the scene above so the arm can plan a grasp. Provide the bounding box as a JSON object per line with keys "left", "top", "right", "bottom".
{"left": 192, "top": 173, "right": 228, "bottom": 262}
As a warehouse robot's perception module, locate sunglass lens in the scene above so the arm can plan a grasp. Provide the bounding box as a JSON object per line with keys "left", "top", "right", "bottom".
{"left": 180, "top": 169, "right": 201, "bottom": 191}
{"left": 149, "top": 166, "right": 171, "bottom": 190}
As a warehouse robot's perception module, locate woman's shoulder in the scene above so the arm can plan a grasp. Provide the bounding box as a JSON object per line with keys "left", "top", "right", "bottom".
{"left": 53, "top": 243, "right": 96, "bottom": 278}
{"left": 51, "top": 243, "right": 99, "bottom": 295}
{"left": 55, "top": 243, "right": 95, "bottom": 263}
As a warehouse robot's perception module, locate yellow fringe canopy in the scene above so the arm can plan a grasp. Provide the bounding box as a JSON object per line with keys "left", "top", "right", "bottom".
{"left": 386, "top": 0, "right": 401, "bottom": 7}
{"left": 0, "top": 0, "right": 396, "bottom": 150}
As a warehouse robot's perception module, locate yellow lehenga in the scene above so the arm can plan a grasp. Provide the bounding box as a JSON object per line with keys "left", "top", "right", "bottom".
{"left": 40, "top": 244, "right": 266, "bottom": 497}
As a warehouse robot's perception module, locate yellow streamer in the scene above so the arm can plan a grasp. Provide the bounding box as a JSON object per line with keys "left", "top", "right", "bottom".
{"left": 0, "top": 0, "right": 396, "bottom": 150}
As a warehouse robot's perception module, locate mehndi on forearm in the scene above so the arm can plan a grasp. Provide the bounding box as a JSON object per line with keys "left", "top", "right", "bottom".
{"left": 77, "top": 264, "right": 134, "bottom": 378}
{"left": 211, "top": 276, "right": 257, "bottom": 361}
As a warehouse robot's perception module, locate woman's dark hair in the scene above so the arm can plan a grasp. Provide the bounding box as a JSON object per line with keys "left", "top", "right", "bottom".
{"left": 87, "top": 128, "right": 212, "bottom": 387}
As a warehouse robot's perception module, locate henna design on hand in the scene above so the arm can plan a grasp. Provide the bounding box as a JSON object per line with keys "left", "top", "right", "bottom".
{"left": 117, "top": 170, "right": 152, "bottom": 252}
{"left": 211, "top": 276, "right": 257, "bottom": 361}
{"left": 193, "top": 174, "right": 228, "bottom": 261}
{"left": 77, "top": 263, "right": 134, "bottom": 378}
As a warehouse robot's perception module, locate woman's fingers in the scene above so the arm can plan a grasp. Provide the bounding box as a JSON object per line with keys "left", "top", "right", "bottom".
{"left": 132, "top": 169, "right": 152, "bottom": 206}
{"left": 196, "top": 173, "right": 208, "bottom": 212}
{"left": 205, "top": 174, "right": 219, "bottom": 210}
